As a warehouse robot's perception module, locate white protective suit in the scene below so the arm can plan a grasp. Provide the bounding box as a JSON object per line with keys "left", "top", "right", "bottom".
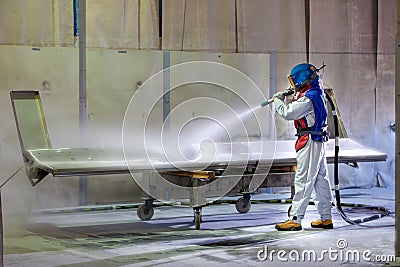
{"left": 274, "top": 94, "right": 332, "bottom": 223}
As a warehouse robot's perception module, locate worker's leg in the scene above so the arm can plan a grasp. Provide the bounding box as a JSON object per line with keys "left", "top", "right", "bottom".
{"left": 275, "top": 141, "right": 312, "bottom": 230}
{"left": 311, "top": 144, "right": 333, "bottom": 221}
{"left": 289, "top": 140, "right": 320, "bottom": 223}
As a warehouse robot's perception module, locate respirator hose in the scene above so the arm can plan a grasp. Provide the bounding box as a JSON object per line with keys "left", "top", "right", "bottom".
{"left": 324, "top": 92, "right": 390, "bottom": 224}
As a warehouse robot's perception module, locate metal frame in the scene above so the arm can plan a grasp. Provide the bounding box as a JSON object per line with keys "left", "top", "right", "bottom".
{"left": 395, "top": 1, "right": 400, "bottom": 257}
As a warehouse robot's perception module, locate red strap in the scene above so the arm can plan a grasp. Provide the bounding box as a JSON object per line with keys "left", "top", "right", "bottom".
{"left": 293, "top": 85, "right": 311, "bottom": 151}
{"left": 294, "top": 84, "right": 310, "bottom": 99}
{"left": 294, "top": 117, "right": 308, "bottom": 130}
{"left": 295, "top": 135, "right": 309, "bottom": 152}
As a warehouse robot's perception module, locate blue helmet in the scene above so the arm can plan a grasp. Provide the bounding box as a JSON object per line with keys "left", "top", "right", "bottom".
{"left": 287, "top": 63, "right": 318, "bottom": 90}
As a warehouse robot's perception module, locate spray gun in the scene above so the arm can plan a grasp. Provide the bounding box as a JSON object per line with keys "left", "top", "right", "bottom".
{"left": 260, "top": 88, "right": 295, "bottom": 107}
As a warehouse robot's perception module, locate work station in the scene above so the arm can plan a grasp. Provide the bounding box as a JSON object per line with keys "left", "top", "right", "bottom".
{"left": 0, "top": 1, "right": 398, "bottom": 266}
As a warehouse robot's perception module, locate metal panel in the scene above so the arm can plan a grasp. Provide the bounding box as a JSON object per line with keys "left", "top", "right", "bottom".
{"left": 10, "top": 91, "right": 52, "bottom": 152}
{"left": 22, "top": 138, "right": 386, "bottom": 179}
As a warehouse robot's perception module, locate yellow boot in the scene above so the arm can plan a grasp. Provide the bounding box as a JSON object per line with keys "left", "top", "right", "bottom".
{"left": 275, "top": 220, "right": 302, "bottom": 231}
{"left": 311, "top": 219, "right": 333, "bottom": 229}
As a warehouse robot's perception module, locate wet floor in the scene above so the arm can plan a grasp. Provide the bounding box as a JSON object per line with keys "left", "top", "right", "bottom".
{"left": 4, "top": 187, "right": 397, "bottom": 266}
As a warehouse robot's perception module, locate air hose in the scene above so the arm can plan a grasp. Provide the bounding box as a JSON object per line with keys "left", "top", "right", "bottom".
{"left": 324, "top": 91, "right": 390, "bottom": 224}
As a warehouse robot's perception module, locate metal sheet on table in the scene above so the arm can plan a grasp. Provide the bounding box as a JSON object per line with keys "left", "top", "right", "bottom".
{"left": 25, "top": 138, "right": 387, "bottom": 177}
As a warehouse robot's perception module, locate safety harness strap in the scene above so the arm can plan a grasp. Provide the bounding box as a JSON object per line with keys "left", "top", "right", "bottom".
{"left": 296, "top": 126, "right": 328, "bottom": 142}
{"left": 296, "top": 129, "right": 327, "bottom": 137}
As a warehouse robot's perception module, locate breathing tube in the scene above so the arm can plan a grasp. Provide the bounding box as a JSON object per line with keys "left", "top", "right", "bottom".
{"left": 324, "top": 92, "right": 390, "bottom": 225}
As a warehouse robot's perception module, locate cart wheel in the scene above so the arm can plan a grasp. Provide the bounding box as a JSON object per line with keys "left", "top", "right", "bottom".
{"left": 194, "top": 210, "right": 201, "bottom": 230}
{"left": 235, "top": 197, "right": 251, "bottom": 213}
{"left": 287, "top": 205, "right": 292, "bottom": 217}
{"left": 137, "top": 204, "right": 154, "bottom": 221}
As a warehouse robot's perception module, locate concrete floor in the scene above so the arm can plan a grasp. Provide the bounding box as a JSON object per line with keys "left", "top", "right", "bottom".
{"left": 3, "top": 187, "right": 396, "bottom": 267}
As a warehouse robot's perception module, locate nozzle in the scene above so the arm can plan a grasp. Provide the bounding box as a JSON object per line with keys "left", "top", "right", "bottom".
{"left": 261, "top": 98, "right": 274, "bottom": 107}
{"left": 261, "top": 88, "right": 295, "bottom": 107}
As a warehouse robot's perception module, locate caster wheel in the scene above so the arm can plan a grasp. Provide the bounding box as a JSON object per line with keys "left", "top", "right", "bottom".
{"left": 235, "top": 197, "right": 251, "bottom": 214}
{"left": 137, "top": 204, "right": 154, "bottom": 221}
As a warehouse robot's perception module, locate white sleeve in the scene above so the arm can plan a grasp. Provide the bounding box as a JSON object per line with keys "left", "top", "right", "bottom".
{"left": 274, "top": 96, "right": 313, "bottom": 120}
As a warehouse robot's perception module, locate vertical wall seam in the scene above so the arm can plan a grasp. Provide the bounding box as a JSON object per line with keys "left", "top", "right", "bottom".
{"left": 305, "top": 0, "right": 310, "bottom": 63}
{"left": 52, "top": 0, "right": 60, "bottom": 46}
{"left": 181, "top": 0, "right": 187, "bottom": 51}
{"left": 158, "top": 0, "right": 162, "bottom": 49}
{"left": 138, "top": 0, "right": 141, "bottom": 49}
{"left": 234, "top": 0, "right": 238, "bottom": 53}
{"left": 122, "top": 0, "right": 126, "bottom": 48}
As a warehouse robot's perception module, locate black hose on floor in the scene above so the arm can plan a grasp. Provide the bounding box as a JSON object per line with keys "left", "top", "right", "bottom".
{"left": 324, "top": 91, "right": 390, "bottom": 224}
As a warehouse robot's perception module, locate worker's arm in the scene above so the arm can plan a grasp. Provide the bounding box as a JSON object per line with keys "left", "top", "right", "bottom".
{"left": 274, "top": 96, "right": 313, "bottom": 120}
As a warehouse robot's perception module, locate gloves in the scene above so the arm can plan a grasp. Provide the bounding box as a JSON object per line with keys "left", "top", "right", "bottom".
{"left": 273, "top": 91, "right": 286, "bottom": 101}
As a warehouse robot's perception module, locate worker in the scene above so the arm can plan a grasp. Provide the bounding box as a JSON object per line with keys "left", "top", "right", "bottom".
{"left": 273, "top": 63, "right": 333, "bottom": 231}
